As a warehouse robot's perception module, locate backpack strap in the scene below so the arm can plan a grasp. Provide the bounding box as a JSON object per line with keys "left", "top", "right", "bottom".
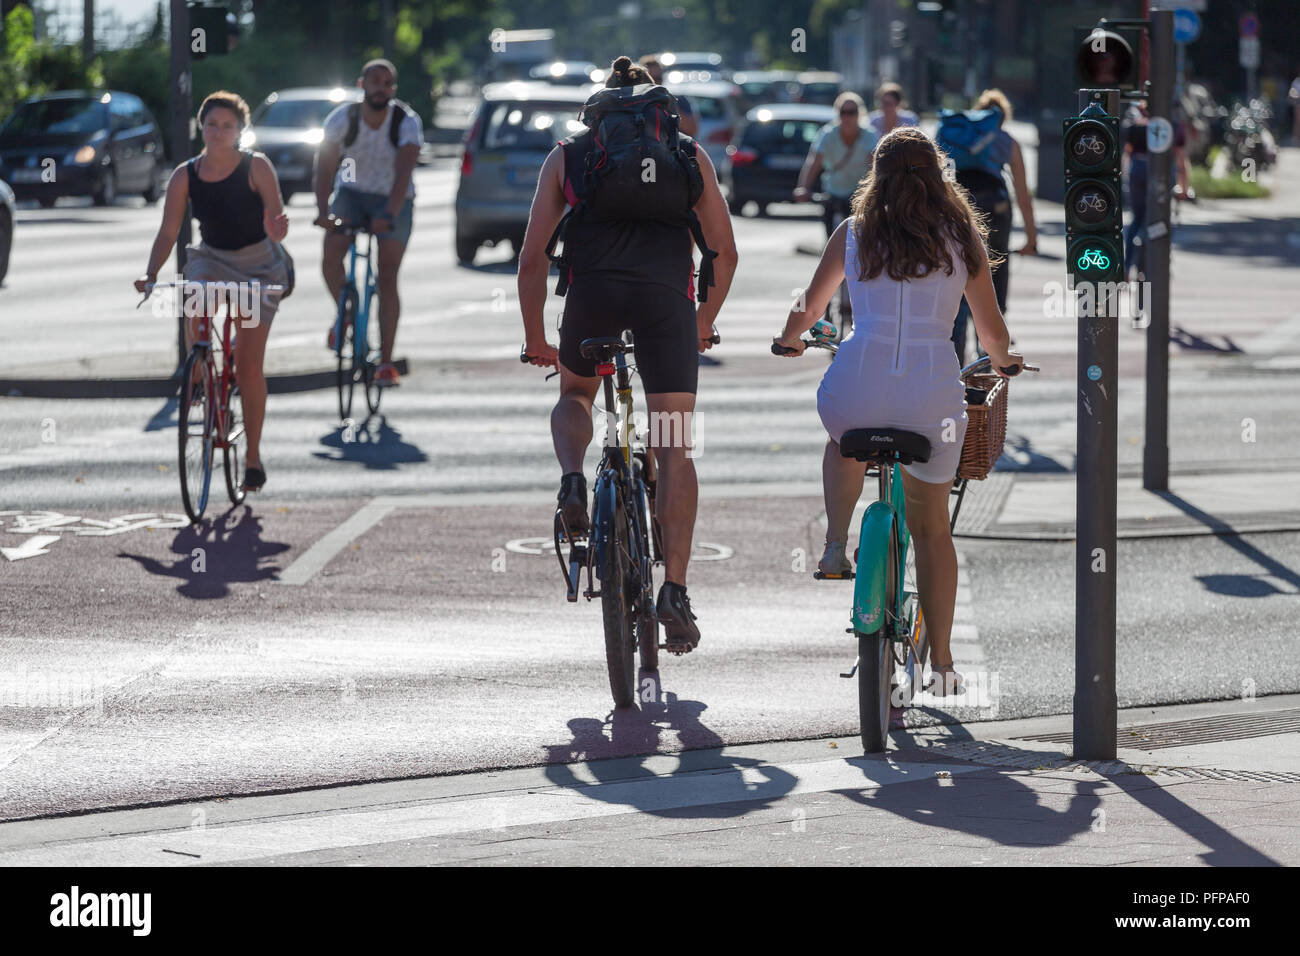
{"left": 686, "top": 209, "right": 717, "bottom": 303}
{"left": 388, "top": 99, "right": 413, "bottom": 148}
{"left": 343, "top": 102, "right": 361, "bottom": 147}
{"left": 544, "top": 137, "right": 585, "bottom": 296}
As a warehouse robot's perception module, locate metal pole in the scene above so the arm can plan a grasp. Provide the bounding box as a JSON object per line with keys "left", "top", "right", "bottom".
{"left": 1143, "top": 9, "right": 1173, "bottom": 492}
{"left": 82, "top": 0, "right": 93, "bottom": 63}
{"left": 169, "top": 0, "right": 191, "bottom": 372}
{"left": 1073, "top": 87, "right": 1120, "bottom": 762}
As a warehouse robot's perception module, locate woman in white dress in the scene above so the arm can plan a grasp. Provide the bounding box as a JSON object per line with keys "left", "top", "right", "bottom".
{"left": 773, "top": 126, "right": 1026, "bottom": 695}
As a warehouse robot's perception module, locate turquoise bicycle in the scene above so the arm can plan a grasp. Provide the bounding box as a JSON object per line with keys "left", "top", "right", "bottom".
{"left": 329, "top": 217, "right": 382, "bottom": 421}
{"left": 774, "top": 326, "right": 1035, "bottom": 751}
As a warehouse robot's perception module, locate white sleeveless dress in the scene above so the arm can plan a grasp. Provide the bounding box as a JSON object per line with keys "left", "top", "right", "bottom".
{"left": 817, "top": 224, "right": 970, "bottom": 484}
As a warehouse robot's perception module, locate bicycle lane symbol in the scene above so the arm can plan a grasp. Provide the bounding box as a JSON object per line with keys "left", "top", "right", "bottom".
{"left": 0, "top": 511, "right": 191, "bottom": 562}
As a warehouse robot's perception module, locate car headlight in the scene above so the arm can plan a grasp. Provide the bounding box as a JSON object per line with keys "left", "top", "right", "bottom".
{"left": 66, "top": 144, "right": 97, "bottom": 165}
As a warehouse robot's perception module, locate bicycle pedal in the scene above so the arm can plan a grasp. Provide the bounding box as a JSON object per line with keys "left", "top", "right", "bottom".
{"left": 660, "top": 641, "right": 693, "bottom": 656}
{"left": 813, "top": 570, "right": 854, "bottom": 580}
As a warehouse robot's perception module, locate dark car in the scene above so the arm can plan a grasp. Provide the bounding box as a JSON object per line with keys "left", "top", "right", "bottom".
{"left": 244, "top": 87, "right": 363, "bottom": 202}
{"left": 725, "top": 104, "right": 834, "bottom": 216}
{"left": 0, "top": 90, "right": 167, "bottom": 207}
{"left": 0, "top": 177, "right": 13, "bottom": 283}
{"left": 454, "top": 82, "right": 590, "bottom": 264}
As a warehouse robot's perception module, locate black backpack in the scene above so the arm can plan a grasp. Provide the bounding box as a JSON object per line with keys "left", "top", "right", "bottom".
{"left": 545, "top": 84, "right": 718, "bottom": 301}
{"left": 343, "top": 98, "right": 417, "bottom": 149}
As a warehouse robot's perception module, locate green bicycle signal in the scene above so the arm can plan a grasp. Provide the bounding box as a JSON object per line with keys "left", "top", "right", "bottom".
{"left": 1077, "top": 248, "right": 1111, "bottom": 271}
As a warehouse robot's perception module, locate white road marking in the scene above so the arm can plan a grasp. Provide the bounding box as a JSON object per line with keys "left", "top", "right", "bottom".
{"left": 0, "top": 534, "right": 60, "bottom": 561}
{"left": 276, "top": 500, "right": 395, "bottom": 586}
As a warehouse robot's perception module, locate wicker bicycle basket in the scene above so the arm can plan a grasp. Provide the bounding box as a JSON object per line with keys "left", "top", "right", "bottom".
{"left": 957, "top": 373, "right": 1009, "bottom": 481}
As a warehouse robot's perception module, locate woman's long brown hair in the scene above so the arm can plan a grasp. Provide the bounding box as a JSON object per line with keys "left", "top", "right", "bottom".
{"left": 850, "top": 126, "right": 1002, "bottom": 282}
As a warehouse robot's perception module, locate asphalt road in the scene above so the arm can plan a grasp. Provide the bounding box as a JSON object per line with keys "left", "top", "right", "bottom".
{"left": 1, "top": 153, "right": 1299, "bottom": 819}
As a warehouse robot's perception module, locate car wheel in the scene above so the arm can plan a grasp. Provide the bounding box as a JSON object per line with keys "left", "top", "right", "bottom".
{"left": 0, "top": 209, "right": 11, "bottom": 284}
{"left": 37, "top": 197, "right": 57, "bottom": 209}
{"left": 92, "top": 167, "right": 117, "bottom": 206}
{"left": 456, "top": 230, "right": 477, "bottom": 266}
{"left": 141, "top": 165, "right": 165, "bottom": 205}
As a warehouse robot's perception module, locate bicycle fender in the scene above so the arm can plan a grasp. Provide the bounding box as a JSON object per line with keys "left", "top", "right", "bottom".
{"left": 592, "top": 478, "right": 616, "bottom": 579}
{"left": 850, "top": 501, "right": 894, "bottom": 634}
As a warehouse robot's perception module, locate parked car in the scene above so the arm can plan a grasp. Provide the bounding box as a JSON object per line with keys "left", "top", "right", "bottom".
{"left": 794, "top": 71, "right": 844, "bottom": 105}
{"left": 0, "top": 177, "right": 14, "bottom": 283}
{"left": 725, "top": 104, "right": 834, "bottom": 216}
{"left": 528, "top": 61, "right": 601, "bottom": 86}
{"left": 670, "top": 80, "right": 745, "bottom": 174}
{"left": 454, "top": 82, "right": 589, "bottom": 264}
{"left": 656, "top": 51, "right": 727, "bottom": 83}
{"left": 0, "top": 90, "right": 167, "bottom": 207}
{"left": 731, "top": 70, "right": 801, "bottom": 110}
{"left": 243, "top": 86, "right": 363, "bottom": 202}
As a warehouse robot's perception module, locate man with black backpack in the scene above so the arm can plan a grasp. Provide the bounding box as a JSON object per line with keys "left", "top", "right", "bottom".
{"left": 518, "top": 56, "right": 738, "bottom": 651}
{"left": 314, "top": 58, "right": 423, "bottom": 388}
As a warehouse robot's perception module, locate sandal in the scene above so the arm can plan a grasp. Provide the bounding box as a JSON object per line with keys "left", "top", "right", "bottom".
{"left": 815, "top": 540, "right": 854, "bottom": 579}
{"left": 925, "top": 664, "right": 965, "bottom": 697}
{"left": 242, "top": 465, "right": 266, "bottom": 493}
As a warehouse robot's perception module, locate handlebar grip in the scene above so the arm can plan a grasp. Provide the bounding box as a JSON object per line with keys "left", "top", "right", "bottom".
{"left": 771, "top": 342, "right": 799, "bottom": 356}
{"left": 709, "top": 331, "right": 721, "bottom": 345}
{"left": 519, "top": 347, "right": 533, "bottom": 363}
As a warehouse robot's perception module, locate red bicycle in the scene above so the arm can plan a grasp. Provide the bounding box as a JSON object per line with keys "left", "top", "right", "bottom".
{"left": 139, "top": 280, "right": 283, "bottom": 523}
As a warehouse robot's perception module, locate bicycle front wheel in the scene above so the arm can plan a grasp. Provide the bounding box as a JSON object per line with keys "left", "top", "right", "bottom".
{"left": 630, "top": 465, "right": 659, "bottom": 672}
{"left": 223, "top": 378, "right": 247, "bottom": 505}
{"left": 335, "top": 287, "right": 358, "bottom": 421}
{"left": 596, "top": 480, "right": 636, "bottom": 708}
{"left": 177, "top": 349, "right": 214, "bottom": 524}
{"left": 361, "top": 300, "right": 383, "bottom": 415}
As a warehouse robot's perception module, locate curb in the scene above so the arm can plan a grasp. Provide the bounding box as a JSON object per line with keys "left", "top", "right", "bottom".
{"left": 1, "top": 358, "right": 410, "bottom": 400}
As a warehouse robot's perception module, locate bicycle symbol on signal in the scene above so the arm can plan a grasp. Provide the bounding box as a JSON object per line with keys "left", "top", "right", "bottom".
{"left": 1076, "top": 248, "right": 1111, "bottom": 271}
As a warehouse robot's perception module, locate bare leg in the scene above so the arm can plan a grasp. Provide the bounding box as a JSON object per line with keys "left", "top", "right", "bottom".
{"left": 233, "top": 316, "right": 272, "bottom": 469}
{"left": 322, "top": 232, "right": 350, "bottom": 305}
{"left": 375, "top": 238, "right": 406, "bottom": 364}
{"left": 823, "top": 437, "right": 867, "bottom": 546}
{"left": 900, "top": 469, "right": 958, "bottom": 672}
{"left": 647, "top": 392, "right": 697, "bottom": 586}
{"left": 552, "top": 364, "right": 599, "bottom": 473}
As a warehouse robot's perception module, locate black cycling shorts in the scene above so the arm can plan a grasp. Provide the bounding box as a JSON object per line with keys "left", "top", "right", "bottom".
{"left": 558, "top": 277, "right": 699, "bottom": 395}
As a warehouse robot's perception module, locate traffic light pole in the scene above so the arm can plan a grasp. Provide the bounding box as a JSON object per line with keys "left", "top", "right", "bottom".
{"left": 169, "top": 0, "right": 191, "bottom": 374}
{"left": 1072, "top": 89, "right": 1120, "bottom": 761}
{"left": 1142, "top": 9, "right": 1174, "bottom": 492}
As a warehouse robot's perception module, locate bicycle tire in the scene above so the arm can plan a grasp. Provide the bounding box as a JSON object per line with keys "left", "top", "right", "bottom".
{"left": 630, "top": 465, "right": 659, "bottom": 672}
{"left": 361, "top": 294, "right": 382, "bottom": 415}
{"left": 859, "top": 521, "right": 899, "bottom": 753}
{"left": 596, "top": 479, "right": 636, "bottom": 708}
{"left": 177, "top": 349, "right": 214, "bottom": 524}
{"left": 335, "top": 287, "right": 358, "bottom": 421}
{"left": 223, "top": 378, "right": 247, "bottom": 505}
{"left": 899, "top": 519, "right": 927, "bottom": 706}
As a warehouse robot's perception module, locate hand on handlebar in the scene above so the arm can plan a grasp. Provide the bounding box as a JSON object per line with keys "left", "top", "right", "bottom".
{"left": 698, "top": 324, "right": 721, "bottom": 353}
{"left": 520, "top": 342, "right": 559, "bottom": 369}
{"left": 771, "top": 335, "right": 806, "bottom": 357}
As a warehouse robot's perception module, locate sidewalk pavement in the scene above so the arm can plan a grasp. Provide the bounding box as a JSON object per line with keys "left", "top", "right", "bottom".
{"left": 2, "top": 694, "right": 1295, "bottom": 865}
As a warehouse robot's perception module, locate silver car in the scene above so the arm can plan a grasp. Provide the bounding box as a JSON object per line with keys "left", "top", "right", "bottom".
{"left": 454, "top": 82, "right": 590, "bottom": 265}
{"left": 669, "top": 80, "right": 745, "bottom": 175}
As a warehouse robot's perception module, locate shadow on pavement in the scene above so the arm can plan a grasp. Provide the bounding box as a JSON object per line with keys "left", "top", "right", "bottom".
{"left": 1157, "top": 491, "right": 1300, "bottom": 597}
{"left": 144, "top": 395, "right": 179, "bottom": 432}
{"left": 541, "top": 675, "right": 798, "bottom": 818}
{"left": 314, "top": 413, "right": 428, "bottom": 470}
{"left": 117, "top": 506, "right": 289, "bottom": 598}
{"left": 1172, "top": 214, "right": 1300, "bottom": 270}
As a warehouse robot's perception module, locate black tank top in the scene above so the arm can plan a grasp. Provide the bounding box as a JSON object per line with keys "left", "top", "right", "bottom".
{"left": 187, "top": 151, "right": 266, "bottom": 250}
{"left": 560, "top": 131, "right": 697, "bottom": 301}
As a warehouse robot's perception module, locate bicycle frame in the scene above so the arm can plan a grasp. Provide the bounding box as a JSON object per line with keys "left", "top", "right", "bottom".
{"left": 189, "top": 310, "right": 241, "bottom": 453}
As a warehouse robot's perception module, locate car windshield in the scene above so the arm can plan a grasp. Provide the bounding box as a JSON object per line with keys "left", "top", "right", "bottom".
{"left": 481, "top": 101, "right": 583, "bottom": 150}
{"left": 742, "top": 119, "right": 824, "bottom": 153}
{"left": 253, "top": 98, "right": 346, "bottom": 129}
{"left": 2, "top": 98, "right": 105, "bottom": 136}
{"left": 683, "top": 95, "right": 725, "bottom": 119}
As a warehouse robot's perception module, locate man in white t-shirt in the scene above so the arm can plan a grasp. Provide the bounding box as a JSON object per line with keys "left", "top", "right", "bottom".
{"left": 314, "top": 58, "right": 423, "bottom": 388}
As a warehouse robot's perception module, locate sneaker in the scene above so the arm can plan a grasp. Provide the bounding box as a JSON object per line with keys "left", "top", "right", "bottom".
{"left": 557, "top": 472, "right": 588, "bottom": 536}
{"left": 656, "top": 581, "right": 700, "bottom": 649}
{"left": 374, "top": 362, "right": 401, "bottom": 388}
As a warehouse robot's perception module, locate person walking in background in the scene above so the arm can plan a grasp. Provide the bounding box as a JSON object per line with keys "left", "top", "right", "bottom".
{"left": 639, "top": 55, "right": 700, "bottom": 137}
{"left": 868, "top": 82, "right": 919, "bottom": 138}
{"left": 936, "top": 88, "right": 1036, "bottom": 363}
{"left": 793, "top": 91, "right": 878, "bottom": 240}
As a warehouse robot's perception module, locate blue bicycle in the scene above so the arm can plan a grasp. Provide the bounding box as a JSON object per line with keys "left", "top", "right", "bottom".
{"left": 330, "top": 217, "right": 382, "bottom": 420}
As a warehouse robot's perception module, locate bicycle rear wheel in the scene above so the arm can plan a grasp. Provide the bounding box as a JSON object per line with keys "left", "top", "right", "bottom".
{"left": 596, "top": 479, "right": 636, "bottom": 708}
{"left": 335, "top": 287, "right": 358, "bottom": 421}
{"left": 177, "top": 349, "right": 214, "bottom": 524}
{"left": 630, "top": 465, "right": 659, "bottom": 672}
{"left": 859, "top": 522, "right": 899, "bottom": 753}
{"left": 223, "top": 376, "right": 247, "bottom": 505}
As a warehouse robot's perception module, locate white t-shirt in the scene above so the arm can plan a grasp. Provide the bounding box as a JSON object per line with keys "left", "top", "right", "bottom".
{"left": 323, "top": 101, "right": 423, "bottom": 198}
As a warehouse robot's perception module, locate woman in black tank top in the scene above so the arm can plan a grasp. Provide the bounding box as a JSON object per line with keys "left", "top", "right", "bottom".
{"left": 135, "top": 91, "right": 291, "bottom": 493}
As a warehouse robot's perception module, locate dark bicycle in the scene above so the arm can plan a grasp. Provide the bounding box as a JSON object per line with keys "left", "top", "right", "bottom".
{"left": 329, "top": 216, "right": 382, "bottom": 421}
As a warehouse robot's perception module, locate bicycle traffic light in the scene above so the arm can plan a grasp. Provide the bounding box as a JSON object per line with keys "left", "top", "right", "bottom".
{"left": 1073, "top": 26, "right": 1140, "bottom": 95}
{"left": 1063, "top": 102, "right": 1123, "bottom": 286}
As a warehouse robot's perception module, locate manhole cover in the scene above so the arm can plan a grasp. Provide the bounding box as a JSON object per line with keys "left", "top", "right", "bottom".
{"left": 1015, "top": 708, "right": 1300, "bottom": 752}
